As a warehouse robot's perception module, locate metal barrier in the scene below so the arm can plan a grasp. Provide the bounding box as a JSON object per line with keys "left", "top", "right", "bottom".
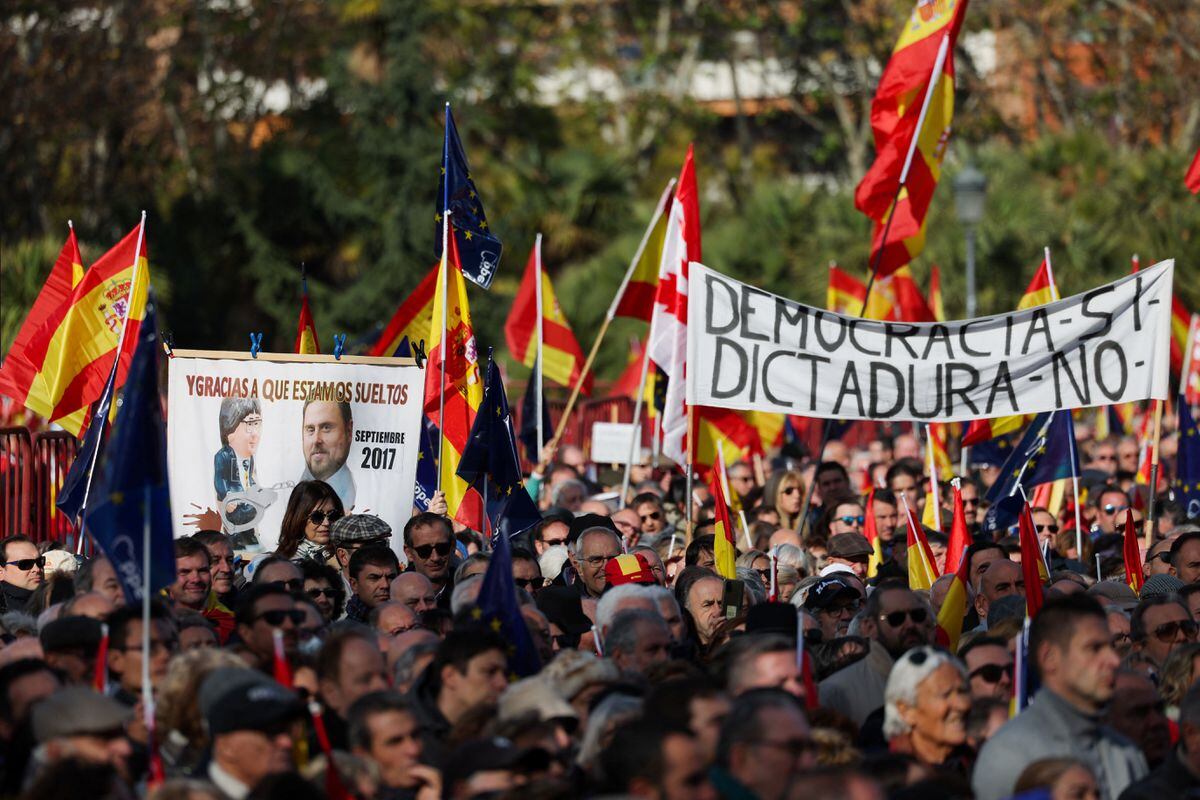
{"left": 0, "top": 428, "right": 33, "bottom": 538}
{"left": 32, "top": 431, "right": 80, "bottom": 548}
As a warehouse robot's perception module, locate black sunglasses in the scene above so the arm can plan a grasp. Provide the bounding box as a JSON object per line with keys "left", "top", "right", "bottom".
{"left": 256, "top": 609, "right": 305, "bottom": 626}
{"left": 4, "top": 558, "right": 44, "bottom": 571}
{"left": 307, "top": 587, "right": 339, "bottom": 599}
{"left": 969, "top": 663, "right": 1014, "bottom": 683}
{"left": 514, "top": 577, "right": 540, "bottom": 591}
{"left": 413, "top": 541, "right": 454, "bottom": 559}
{"left": 881, "top": 608, "right": 928, "bottom": 627}
{"left": 308, "top": 509, "right": 343, "bottom": 526}
{"left": 1034, "top": 524, "right": 1060, "bottom": 534}
{"left": 1151, "top": 619, "right": 1198, "bottom": 643}
{"left": 268, "top": 579, "right": 305, "bottom": 593}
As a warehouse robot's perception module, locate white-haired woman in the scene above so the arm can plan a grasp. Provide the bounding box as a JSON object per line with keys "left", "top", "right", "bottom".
{"left": 883, "top": 645, "right": 973, "bottom": 772}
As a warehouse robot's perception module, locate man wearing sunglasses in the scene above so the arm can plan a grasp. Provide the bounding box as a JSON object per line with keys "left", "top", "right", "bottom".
{"left": 0, "top": 535, "right": 44, "bottom": 613}
{"left": 1131, "top": 595, "right": 1197, "bottom": 668}
{"left": 960, "top": 636, "right": 1014, "bottom": 700}
{"left": 402, "top": 512, "right": 458, "bottom": 609}
{"left": 1092, "top": 487, "right": 1133, "bottom": 536}
{"left": 234, "top": 584, "right": 304, "bottom": 673}
{"left": 819, "top": 579, "right": 933, "bottom": 727}
{"left": 632, "top": 494, "right": 668, "bottom": 538}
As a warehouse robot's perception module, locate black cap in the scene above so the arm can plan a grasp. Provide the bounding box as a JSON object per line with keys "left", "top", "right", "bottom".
{"left": 39, "top": 616, "right": 103, "bottom": 654}
{"left": 449, "top": 737, "right": 550, "bottom": 785}
{"left": 803, "top": 577, "right": 859, "bottom": 612}
{"left": 745, "top": 602, "right": 798, "bottom": 638}
{"left": 201, "top": 669, "right": 305, "bottom": 736}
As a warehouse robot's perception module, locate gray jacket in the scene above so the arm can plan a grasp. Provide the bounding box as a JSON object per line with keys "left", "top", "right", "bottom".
{"left": 973, "top": 688, "right": 1148, "bottom": 800}
{"left": 817, "top": 639, "right": 893, "bottom": 727}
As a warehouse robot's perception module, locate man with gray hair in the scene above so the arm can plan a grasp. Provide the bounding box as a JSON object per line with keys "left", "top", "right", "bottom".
{"left": 721, "top": 634, "right": 808, "bottom": 702}
{"left": 645, "top": 584, "right": 686, "bottom": 644}
{"left": 569, "top": 527, "right": 623, "bottom": 599}
{"left": 1120, "top": 681, "right": 1200, "bottom": 797}
{"left": 710, "top": 688, "right": 815, "bottom": 800}
{"left": 595, "top": 583, "right": 656, "bottom": 646}
{"left": 605, "top": 609, "right": 671, "bottom": 676}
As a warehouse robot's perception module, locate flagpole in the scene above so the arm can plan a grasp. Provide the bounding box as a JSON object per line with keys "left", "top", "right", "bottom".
{"left": 140, "top": 483, "right": 154, "bottom": 765}
{"left": 685, "top": 405, "right": 696, "bottom": 539}
{"left": 534, "top": 234, "right": 545, "bottom": 456}
{"left": 75, "top": 211, "right": 148, "bottom": 552}
{"left": 546, "top": 180, "right": 677, "bottom": 460}
{"left": 1144, "top": 398, "right": 1164, "bottom": 548}
{"left": 860, "top": 32, "right": 952, "bottom": 312}
{"left": 437, "top": 210, "right": 451, "bottom": 492}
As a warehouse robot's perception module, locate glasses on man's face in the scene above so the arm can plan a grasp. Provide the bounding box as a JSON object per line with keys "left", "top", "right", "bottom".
{"left": 968, "top": 663, "right": 1014, "bottom": 684}
{"left": 239, "top": 417, "right": 263, "bottom": 432}
{"left": 541, "top": 537, "right": 568, "bottom": 548}
{"left": 826, "top": 601, "right": 860, "bottom": 617}
{"left": 514, "top": 577, "right": 541, "bottom": 591}
{"left": 1103, "top": 503, "right": 1129, "bottom": 515}
{"left": 308, "top": 587, "right": 338, "bottom": 599}
{"left": 881, "top": 608, "right": 928, "bottom": 627}
{"left": 1151, "top": 619, "right": 1198, "bottom": 643}
{"left": 962, "top": 497, "right": 980, "bottom": 508}
{"left": 308, "top": 509, "right": 343, "bottom": 526}
{"left": 4, "top": 558, "right": 44, "bottom": 571}
{"left": 256, "top": 609, "right": 305, "bottom": 627}
{"left": 1034, "top": 523, "right": 1060, "bottom": 534}
{"left": 640, "top": 511, "right": 662, "bottom": 522}
{"left": 413, "top": 541, "right": 454, "bottom": 559}
{"left": 583, "top": 554, "right": 618, "bottom": 569}
{"left": 837, "top": 515, "right": 865, "bottom": 526}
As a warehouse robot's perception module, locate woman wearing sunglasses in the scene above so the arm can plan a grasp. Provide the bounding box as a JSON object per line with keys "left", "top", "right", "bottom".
{"left": 275, "top": 480, "right": 345, "bottom": 564}
{"left": 761, "top": 469, "right": 807, "bottom": 531}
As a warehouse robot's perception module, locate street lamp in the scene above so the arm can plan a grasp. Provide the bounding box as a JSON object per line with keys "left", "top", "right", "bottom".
{"left": 954, "top": 164, "right": 987, "bottom": 318}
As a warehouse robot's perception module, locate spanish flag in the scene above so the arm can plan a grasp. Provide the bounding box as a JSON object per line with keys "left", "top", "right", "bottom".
{"left": 827, "top": 264, "right": 867, "bottom": 315}
{"left": 709, "top": 464, "right": 738, "bottom": 580}
{"left": 1017, "top": 503, "right": 1048, "bottom": 617}
{"left": 424, "top": 233, "right": 484, "bottom": 527}
{"left": 0, "top": 226, "right": 88, "bottom": 434}
{"left": 294, "top": 280, "right": 320, "bottom": 355}
{"left": 1123, "top": 510, "right": 1144, "bottom": 593}
{"left": 893, "top": 266, "right": 937, "bottom": 322}
{"left": 903, "top": 496, "right": 940, "bottom": 590}
{"left": 935, "top": 482, "right": 973, "bottom": 651}
{"left": 4, "top": 221, "right": 149, "bottom": 435}
{"left": 611, "top": 182, "right": 674, "bottom": 322}
{"left": 742, "top": 411, "right": 785, "bottom": 451}
{"left": 854, "top": 0, "right": 969, "bottom": 275}
{"left": 862, "top": 489, "right": 885, "bottom": 578}
{"left": 504, "top": 241, "right": 592, "bottom": 395}
{"left": 369, "top": 263, "right": 439, "bottom": 357}
{"left": 928, "top": 264, "right": 946, "bottom": 321}
{"left": 693, "top": 408, "right": 762, "bottom": 481}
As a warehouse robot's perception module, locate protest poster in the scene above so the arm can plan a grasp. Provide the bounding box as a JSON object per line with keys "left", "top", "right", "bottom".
{"left": 166, "top": 350, "right": 424, "bottom": 557}
{"left": 687, "top": 261, "right": 1174, "bottom": 422}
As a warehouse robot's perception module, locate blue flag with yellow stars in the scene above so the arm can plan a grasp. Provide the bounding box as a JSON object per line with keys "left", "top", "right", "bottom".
{"left": 1174, "top": 399, "right": 1200, "bottom": 518}
{"left": 474, "top": 512, "right": 542, "bottom": 677}
{"left": 82, "top": 295, "right": 176, "bottom": 604}
{"left": 436, "top": 104, "right": 502, "bottom": 290}
{"left": 457, "top": 352, "right": 542, "bottom": 536}
{"left": 982, "top": 410, "right": 1079, "bottom": 534}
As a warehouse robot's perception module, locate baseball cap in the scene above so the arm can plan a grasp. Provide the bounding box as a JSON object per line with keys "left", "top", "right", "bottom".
{"left": 803, "top": 576, "right": 860, "bottom": 612}
{"left": 827, "top": 533, "right": 872, "bottom": 559}
{"left": 32, "top": 688, "right": 132, "bottom": 742}
{"left": 331, "top": 514, "right": 392, "bottom": 546}
{"left": 201, "top": 668, "right": 305, "bottom": 736}
{"left": 604, "top": 553, "right": 656, "bottom": 587}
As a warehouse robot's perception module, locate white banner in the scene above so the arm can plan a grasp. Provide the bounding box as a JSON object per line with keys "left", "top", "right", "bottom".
{"left": 687, "top": 261, "right": 1173, "bottom": 422}
{"left": 167, "top": 351, "right": 424, "bottom": 557}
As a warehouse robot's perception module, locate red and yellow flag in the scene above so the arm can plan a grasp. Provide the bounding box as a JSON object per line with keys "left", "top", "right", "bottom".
{"left": 612, "top": 184, "right": 674, "bottom": 321}
{"left": 693, "top": 408, "right": 762, "bottom": 481}
{"left": 11, "top": 222, "right": 149, "bottom": 435}
{"left": 1123, "top": 511, "right": 1144, "bottom": 593}
{"left": 0, "top": 226, "right": 89, "bottom": 433}
{"left": 928, "top": 264, "right": 946, "bottom": 321}
{"left": 504, "top": 242, "right": 592, "bottom": 395}
{"left": 854, "top": 0, "right": 969, "bottom": 275}
{"left": 944, "top": 480, "right": 974, "bottom": 577}
{"left": 294, "top": 285, "right": 320, "bottom": 355}
{"left": 709, "top": 465, "right": 738, "bottom": 580}
{"left": 893, "top": 266, "right": 937, "bottom": 322}
{"left": 827, "top": 264, "right": 867, "bottom": 315}
{"left": 1018, "top": 503, "right": 1048, "bottom": 617}
{"left": 904, "top": 496, "right": 940, "bottom": 590}
{"left": 935, "top": 482, "right": 973, "bottom": 650}
{"left": 1016, "top": 255, "right": 1059, "bottom": 310}
{"left": 424, "top": 234, "right": 484, "bottom": 526}
{"left": 369, "top": 263, "right": 439, "bottom": 357}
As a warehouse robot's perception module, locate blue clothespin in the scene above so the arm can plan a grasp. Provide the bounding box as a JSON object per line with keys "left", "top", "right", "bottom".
{"left": 333, "top": 334, "right": 347, "bottom": 360}
{"left": 250, "top": 332, "right": 263, "bottom": 359}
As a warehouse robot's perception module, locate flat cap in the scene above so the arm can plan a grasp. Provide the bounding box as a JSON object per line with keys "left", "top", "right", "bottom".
{"left": 32, "top": 688, "right": 132, "bottom": 742}
{"left": 331, "top": 513, "right": 392, "bottom": 546}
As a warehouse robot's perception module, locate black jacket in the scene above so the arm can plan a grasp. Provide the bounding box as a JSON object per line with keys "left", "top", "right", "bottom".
{"left": 1119, "top": 747, "right": 1200, "bottom": 800}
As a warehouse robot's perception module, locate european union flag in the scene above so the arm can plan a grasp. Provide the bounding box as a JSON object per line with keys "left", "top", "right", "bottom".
{"left": 968, "top": 435, "right": 1012, "bottom": 468}
{"left": 457, "top": 353, "right": 542, "bottom": 537}
{"left": 473, "top": 517, "right": 542, "bottom": 677}
{"left": 436, "top": 104, "right": 502, "bottom": 290}
{"left": 1174, "top": 399, "right": 1200, "bottom": 518}
{"left": 982, "top": 411, "right": 1079, "bottom": 534}
{"left": 82, "top": 298, "right": 175, "bottom": 604}
{"left": 518, "top": 357, "right": 549, "bottom": 464}
{"left": 57, "top": 360, "right": 119, "bottom": 524}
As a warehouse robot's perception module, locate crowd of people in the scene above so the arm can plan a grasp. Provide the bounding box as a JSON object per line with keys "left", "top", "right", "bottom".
{"left": 1, "top": 423, "right": 1199, "bottom": 800}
